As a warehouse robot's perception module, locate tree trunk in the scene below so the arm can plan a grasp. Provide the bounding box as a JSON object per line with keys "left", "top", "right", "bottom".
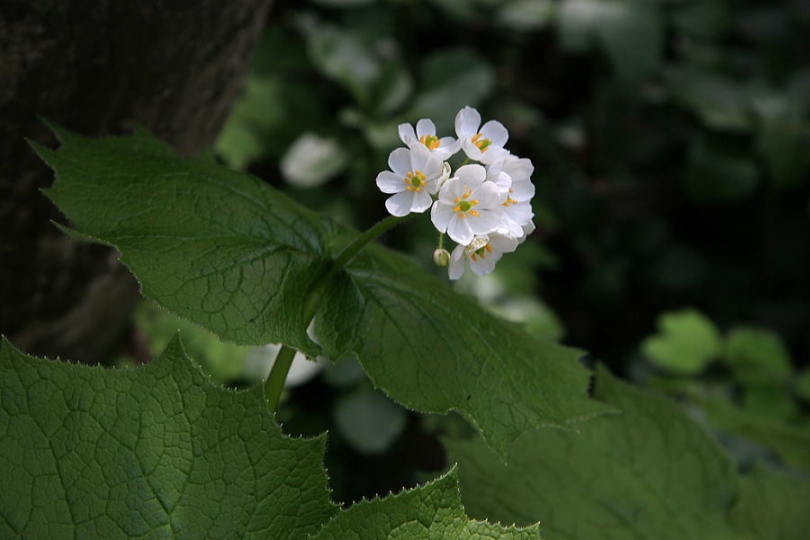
{"left": 0, "top": 0, "right": 273, "bottom": 363}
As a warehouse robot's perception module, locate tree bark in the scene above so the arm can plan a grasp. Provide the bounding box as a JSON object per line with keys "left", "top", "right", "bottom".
{"left": 0, "top": 0, "right": 273, "bottom": 363}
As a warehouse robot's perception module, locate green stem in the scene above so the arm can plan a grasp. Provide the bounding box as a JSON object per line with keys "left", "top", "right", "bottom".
{"left": 264, "top": 214, "right": 408, "bottom": 412}
{"left": 264, "top": 345, "right": 297, "bottom": 413}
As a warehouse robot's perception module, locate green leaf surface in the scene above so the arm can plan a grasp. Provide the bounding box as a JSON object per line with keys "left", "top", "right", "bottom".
{"left": 317, "top": 245, "right": 608, "bottom": 455}
{"left": 445, "top": 366, "right": 744, "bottom": 540}
{"left": 38, "top": 125, "right": 330, "bottom": 357}
{"left": 725, "top": 327, "right": 793, "bottom": 385}
{"left": 641, "top": 308, "right": 723, "bottom": 374}
{"left": 312, "top": 468, "right": 541, "bottom": 540}
{"left": 729, "top": 465, "right": 810, "bottom": 540}
{"left": 0, "top": 337, "right": 336, "bottom": 538}
{"left": 37, "top": 126, "right": 606, "bottom": 456}
{"left": 700, "top": 396, "right": 810, "bottom": 474}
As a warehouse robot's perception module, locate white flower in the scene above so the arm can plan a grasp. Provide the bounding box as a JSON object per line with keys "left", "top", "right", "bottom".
{"left": 488, "top": 155, "right": 536, "bottom": 238}
{"left": 431, "top": 164, "right": 506, "bottom": 245}
{"left": 455, "top": 106, "right": 509, "bottom": 164}
{"left": 448, "top": 233, "right": 519, "bottom": 280}
{"left": 398, "top": 119, "right": 461, "bottom": 161}
{"left": 376, "top": 144, "right": 444, "bottom": 216}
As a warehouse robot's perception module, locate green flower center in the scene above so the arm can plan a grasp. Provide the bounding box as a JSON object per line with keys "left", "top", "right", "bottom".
{"left": 453, "top": 188, "right": 479, "bottom": 218}
{"left": 405, "top": 170, "right": 426, "bottom": 192}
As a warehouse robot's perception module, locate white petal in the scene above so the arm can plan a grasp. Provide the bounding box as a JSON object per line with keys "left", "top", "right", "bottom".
{"left": 447, "top": 216, "right": 474, "bottom": 245}
{"left": 409, "top": 144, "right": 436, "bottom": 174}
{"left": 398, "top": 123, "right": 417, "bottom": 146}
{"left": 376, "top": 170, "right": 405, "bottom": 194}
{"left": 472, "top": 181, "right": 506, "bottom": 207}
{"left": 509, "top": 179, "right": 535, "bottom": 201}
{"left": 455, "top": 164, "right": 487, "bottom": 189}
{"left": 469, "top": 252, "right": 499, "bottom": 276}
{"left": 505, "top": 200, "right": 534, "bottom": 226}
{"left": 388, "top": 147, "right": 412, "bottom": 175}
{"left": 410, "top": 190, "right": 433, "bottom": 213}
{"left": 455, "top": 106, "right": 481, "bottom": 138}
{"left": 477, "top": 145, "right": 507, "bottom": 165}
{"left": 461, "top": 140, "right": 484, "bottom": 162}
{"left": 448, "top": 245, "right": 466, "bottom": 280}
{"left": 438, "top": 137, "right": 461, "bottom": 156}
{"left": 415, "top": 118, "right": 436, "bottom": 137}
{"left": 480, "top": 120, "right": 509, "bottom": 147}
{"left": 385, "top": 191, "right": 415, "bottom": 217}
{"left": 503, "top": 156, "right": 534, "bottom": 181}
{"left": 469, "top": 208, "right": 504, "bottom": 236}
{"left": 431, "top": 202, "right": 456, "bottom": 233}
{"left": 438, "top": 177, "right": 462, "bottom": 204}
{"left": 488, "top": 234, "right": 519, "bottom": 253}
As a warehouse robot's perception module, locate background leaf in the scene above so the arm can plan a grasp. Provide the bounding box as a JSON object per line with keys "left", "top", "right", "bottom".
{"left": 0, "top": 337, "right": 336, "bottom": 538}
{"left": 641, "top": 308, "right": 724, "bottom": 374}
{"left": 725, "top": 327, "right": 792, "bottom": 386}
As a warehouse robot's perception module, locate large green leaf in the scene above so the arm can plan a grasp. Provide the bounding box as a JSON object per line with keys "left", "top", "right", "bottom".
{"left": 312, "top": 468, "right": 541, "bottom": 539}
{"left": 37, "top": 126, "right": 606, "bottom": 455}
{"left": 0, "top": 337, "right": 336, "bottom": 538}
{"left": 39, "top": 125, "right": 330, "bottom": 357}
{"left": 700, "top": 396, "right": 810, "bottom": 474}
{"left": 318, "top": 246, "right": 606, "bottom": 455}
{"left": 729, "top": 465, "right": 810, "bottom": 540}
{"left": 446, "top": 367, "right": 746, "bottom": 540}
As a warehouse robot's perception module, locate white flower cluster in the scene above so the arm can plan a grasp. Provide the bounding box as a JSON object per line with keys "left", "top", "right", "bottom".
{"left": 376, "top": 106, "right": 536, "bottom": 280}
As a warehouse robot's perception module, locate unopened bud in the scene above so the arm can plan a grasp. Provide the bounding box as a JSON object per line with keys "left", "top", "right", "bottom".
{"left": 433, "top": 248, "right": 451, "bottom": 267}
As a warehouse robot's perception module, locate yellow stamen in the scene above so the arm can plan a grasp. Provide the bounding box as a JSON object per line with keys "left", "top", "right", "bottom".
{"left": 419, "top": 134, "right": 440, "bottom": 150}
{"left": 471, "top": 133, "right": 492, "bottom": 152}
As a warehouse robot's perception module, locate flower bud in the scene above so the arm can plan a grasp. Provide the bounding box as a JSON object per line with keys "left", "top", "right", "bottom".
{"left": 433, "top": 248, "right": 451, "bottom": 267}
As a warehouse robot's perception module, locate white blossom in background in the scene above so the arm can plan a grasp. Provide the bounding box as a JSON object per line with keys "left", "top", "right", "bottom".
{"left": 454, "top": 106, "right": 509, "bottom": 164}
{"left": 376, "top": 105, "right": 537, "bottom": 279}
{"left": 448, "top": 233, "right": 519, "bottom": 280}
{"left": 376, "top": 144, "right": 443, "bottom": 216}
{"left": 281, "top": 133, "right": 348, "bottom": 188}
{"left": 398, "top": 119, "right": 461, "bottom": 161}
{"left": 431, "top": 164, "right": 505, "bottom": 245}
